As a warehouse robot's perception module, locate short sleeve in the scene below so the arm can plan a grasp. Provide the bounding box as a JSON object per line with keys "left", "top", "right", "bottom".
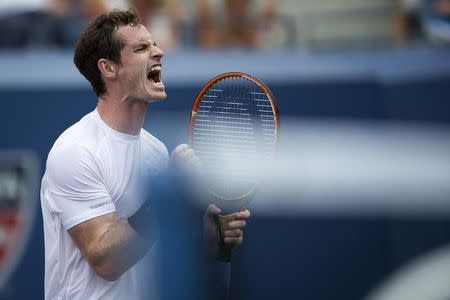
{"left": 42, "top": 143, "right": 116, "bottom": 230}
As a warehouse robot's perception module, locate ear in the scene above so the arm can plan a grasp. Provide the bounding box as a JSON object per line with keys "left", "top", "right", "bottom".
{"left": 98, "top": 59, "right": 118, "bottom": 79}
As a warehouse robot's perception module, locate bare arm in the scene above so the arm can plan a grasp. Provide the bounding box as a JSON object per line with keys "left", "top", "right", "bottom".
{"left": 68, "top": 212, "right": 153, "bottom": 281}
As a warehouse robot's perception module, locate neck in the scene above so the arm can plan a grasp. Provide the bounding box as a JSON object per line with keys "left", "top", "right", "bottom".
{"left": 97, "top": 93, "right": 148, "bottom": 136}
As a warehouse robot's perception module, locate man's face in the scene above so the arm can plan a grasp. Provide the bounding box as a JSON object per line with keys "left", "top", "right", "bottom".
{"left": 115, "top": 24, "right": 166, "bottom": 102}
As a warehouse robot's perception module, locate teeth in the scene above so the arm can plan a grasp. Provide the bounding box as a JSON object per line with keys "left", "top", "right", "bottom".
{"left": 150, "top": 65, "right": 161, "bottom": 72}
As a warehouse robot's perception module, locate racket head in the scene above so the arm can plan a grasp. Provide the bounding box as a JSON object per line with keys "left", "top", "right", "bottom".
{"left": 188, "top": 72, "right": 279, "bottom": 211}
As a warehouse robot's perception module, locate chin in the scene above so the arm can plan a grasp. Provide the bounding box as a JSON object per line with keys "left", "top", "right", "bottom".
{"left": 142, "top": 79, "right": 167, "bottom": 102}
{"left": 146, "top": 91, "right": 167, "bottom": 102}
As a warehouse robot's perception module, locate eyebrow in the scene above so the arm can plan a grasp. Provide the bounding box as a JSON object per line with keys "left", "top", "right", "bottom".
{"left": 132, "top": 40, "right": 156, "bottom": 50}
{"left": 133, "top": 42, "right": 150, "bottom": 49}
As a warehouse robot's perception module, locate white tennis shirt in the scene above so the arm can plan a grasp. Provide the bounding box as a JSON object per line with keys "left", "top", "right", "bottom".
{"left": 40, "top": 109, "right": 168, "bottom": 300}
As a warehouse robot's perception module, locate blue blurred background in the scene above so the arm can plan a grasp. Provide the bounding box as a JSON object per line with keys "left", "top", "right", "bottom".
{"left": 1, "top": 0, "right": 450, "bottom": 299}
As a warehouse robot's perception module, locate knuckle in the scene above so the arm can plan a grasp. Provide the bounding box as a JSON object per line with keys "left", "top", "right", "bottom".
{"left": 224, "top": 237, "right": 238, "bottom": 244}
{"left": 228, "top": 222, "right": 237, "bottom": 229}
{"left": 224, "top": 229, "right": 240, "bottom": 237}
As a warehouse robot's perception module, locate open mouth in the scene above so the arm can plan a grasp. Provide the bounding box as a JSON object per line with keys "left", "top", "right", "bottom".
{"left": 147, "top": 65, "right": 162, "bottom": 83}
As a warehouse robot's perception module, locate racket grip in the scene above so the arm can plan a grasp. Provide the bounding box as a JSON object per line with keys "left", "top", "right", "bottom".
{"left": 215, "top": 215, "right": 232, "bottom": 261}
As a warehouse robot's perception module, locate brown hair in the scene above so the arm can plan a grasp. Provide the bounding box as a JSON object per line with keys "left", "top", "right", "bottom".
{"left": 74, "top": 10, "right": 141, "bottom": 96}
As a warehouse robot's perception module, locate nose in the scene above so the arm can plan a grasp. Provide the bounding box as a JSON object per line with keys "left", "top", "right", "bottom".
{"left": 151, "top": 45, "right": 164, "bottom": 60}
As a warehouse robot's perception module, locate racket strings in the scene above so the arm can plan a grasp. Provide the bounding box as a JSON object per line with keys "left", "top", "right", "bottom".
{"left": 192, "top": 76, "right": 276, "bottom": 200}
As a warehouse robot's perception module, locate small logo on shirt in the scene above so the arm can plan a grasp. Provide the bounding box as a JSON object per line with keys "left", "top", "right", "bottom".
{"left": 90, "top": 199, "right": 113, "bottom": 210}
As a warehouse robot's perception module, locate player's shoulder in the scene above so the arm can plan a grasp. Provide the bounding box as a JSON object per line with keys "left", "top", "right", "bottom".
{"left": 140, "top": 128, "right": 169, "bottom": 159}
{"left": 47, "top": 111, "right": 102, "bottom": 164}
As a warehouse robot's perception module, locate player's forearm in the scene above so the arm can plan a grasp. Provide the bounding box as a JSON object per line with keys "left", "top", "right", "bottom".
{"left": 87, "top": 221, "right": 154, "bottom": 281}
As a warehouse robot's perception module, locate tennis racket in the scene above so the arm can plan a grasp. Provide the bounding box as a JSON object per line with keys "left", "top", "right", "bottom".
{"left": 188, "top": 72, "right": 279, "bottom": 256}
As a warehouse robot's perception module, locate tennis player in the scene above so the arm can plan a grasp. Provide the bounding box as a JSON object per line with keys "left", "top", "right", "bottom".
{"left": 40, "top": 9, "right": 250, "bottom": 299}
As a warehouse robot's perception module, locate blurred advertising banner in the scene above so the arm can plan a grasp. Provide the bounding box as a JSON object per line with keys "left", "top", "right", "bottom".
{"left": 0, "top": 152, "right": 38, "bottom": 290}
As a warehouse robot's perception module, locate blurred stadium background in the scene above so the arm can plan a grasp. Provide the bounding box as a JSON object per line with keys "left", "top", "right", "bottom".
{"left": 1, "top": 0, "right": 450, "bottom": 299}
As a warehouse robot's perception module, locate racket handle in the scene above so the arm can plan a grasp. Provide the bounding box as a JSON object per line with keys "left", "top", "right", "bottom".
{"left": 215, "top": 215, "right": 232, "bottom": 261}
